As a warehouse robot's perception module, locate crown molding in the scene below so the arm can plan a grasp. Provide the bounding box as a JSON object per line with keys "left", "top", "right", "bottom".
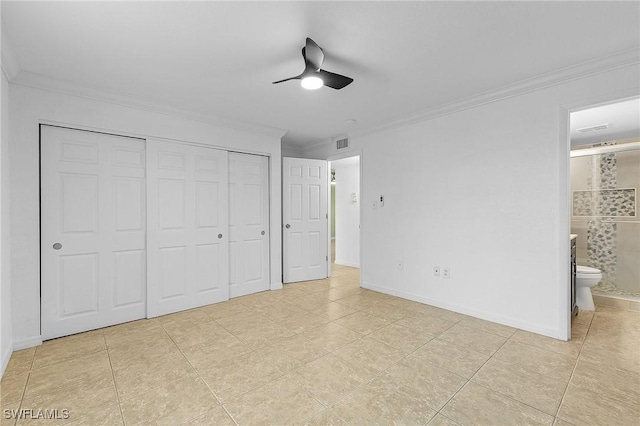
{"left": 1, "top": 18, "right": 21, "bottom": 81}
{"left": 350, "top": 47, "right": 640, "bottom": 140}
{"left": 10, "top": 70, "right": 287, "bottom": 139}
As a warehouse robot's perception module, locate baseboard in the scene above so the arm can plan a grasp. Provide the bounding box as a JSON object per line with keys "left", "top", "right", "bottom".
{"left": 334, "top": 259, "right": 360, "bottom": 268}
{"left": 12, "top": 335, "right": 42, "bottom": 351}
{"left": 362, "top": 281, "right": 561, "bottom": 340}
{"left": 1, "top": 341, "right": 13, "bottom": 379}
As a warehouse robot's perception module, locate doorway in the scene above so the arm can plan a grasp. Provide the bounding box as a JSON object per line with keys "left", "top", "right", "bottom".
{"left": 330, "top": 156, "right": 360, "bottom": 274}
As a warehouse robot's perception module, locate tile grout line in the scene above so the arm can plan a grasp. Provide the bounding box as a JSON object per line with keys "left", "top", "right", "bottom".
{"left": 103, "top": 330, "right": 127, "bottom": 426}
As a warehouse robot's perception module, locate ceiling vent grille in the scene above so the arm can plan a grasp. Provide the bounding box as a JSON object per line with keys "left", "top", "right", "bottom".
{"left": 577, "top": 123, "right": 609, "bottom": 133}
{"left": 336, "top": 137, "right": 349, "bottom": 150}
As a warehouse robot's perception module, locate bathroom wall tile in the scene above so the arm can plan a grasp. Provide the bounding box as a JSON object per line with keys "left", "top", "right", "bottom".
{"left": 409, "top": 338, "right": 490, "bottom": 379}
{"left": 441, "top": 382, "right": 554, "bottom": 426}
{"left": 558, "top": 382, "right": 640, "bottom": 426}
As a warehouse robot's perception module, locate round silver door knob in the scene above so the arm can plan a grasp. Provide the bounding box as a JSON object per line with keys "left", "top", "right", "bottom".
{"left": 53, "top": 243, "right": 62, "bottom": 250}
{"left": 285, "top": 224, "right": 291, "bottom": 229}
{"left": 261, "top": 231, "right": 265, "bottom": 235}
{"left": 218, "top": 234, "right": 223, "bottom": 239}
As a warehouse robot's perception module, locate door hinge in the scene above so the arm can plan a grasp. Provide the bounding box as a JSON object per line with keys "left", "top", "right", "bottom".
{"left": 326, "top": 213, "right": 328, "bottom": 219}
{"left": 326, "top": 255, "right": 328, "bottom": 261}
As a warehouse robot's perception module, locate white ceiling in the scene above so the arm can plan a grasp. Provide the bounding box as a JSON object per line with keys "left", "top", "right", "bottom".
{"left": 2, "top": 1, "right": 639, "bottom": 148}
{"left": 570, "top": 98, "right": 640, "bottom": 147}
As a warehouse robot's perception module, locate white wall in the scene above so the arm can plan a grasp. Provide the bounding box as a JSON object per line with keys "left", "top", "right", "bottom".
{"left": 333, "top": 158, "right": 360, "bottom": 268}
{"left": 302, "top": 64, "right": 640, "bottom": 339}
{"left": 8, "top": 82, "right": 283, "bottom": 349}
{"left": 1, "top": 69, "right": 13, "bottom": 377}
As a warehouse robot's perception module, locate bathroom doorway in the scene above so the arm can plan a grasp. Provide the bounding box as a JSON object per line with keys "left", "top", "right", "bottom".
{"left": 569, "top": 98, "right": 640, "bottom": 309}
{"left": 329, "top": 156, "right": 361, "bottom": 274}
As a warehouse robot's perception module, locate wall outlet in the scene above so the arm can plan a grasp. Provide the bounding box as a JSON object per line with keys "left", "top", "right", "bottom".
{"left": 443, "top": 267, "right": 450, "bottom": 279}
{"left": 433, "top": 266, "right": 440, "bottom": 277}
{"left": 397, "top": 261, "right": 404, "bottom": 270}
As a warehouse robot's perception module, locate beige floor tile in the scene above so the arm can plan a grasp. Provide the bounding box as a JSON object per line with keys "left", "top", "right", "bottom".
{"left": 120, "top": 375, "right": 218, "bottom": 426}
{"left": 274, "top": 311, "right": 331, "bottom": 334}
{"left": 181, "top": 405, "right": 235, "bottom": 425}
{"left": 441, "top": 382, "right": 554, "bottom": 426}
{"left": 311, "top": 302, "right": 359, "bottom": 321}
{"left": 577, "top": 340, "right": 639, "bottom": 374}
{"left": 17, "top": 400, "right": 121, "bottom": 426}
{"left": 557, "top": 382, "right": 640, "bottom": 426}
{"left": 33, "top": 330, "right": 105, "bottom": 369}
{"left": 231, "top": 321, "right": 297, "bottom": 350}
{"left": 157, "top": 307, "right": 213, "bottom": 326}
{"left": 327, "top": 286, "right": 362, "bottom": 302}
{"left": 510, "top": 330, "right": 582, "bottom": 359}
{"left": 395, "top": 311, "right": 457, "bottom": 336}
{"left": 224, "top": 377, "right": 324, "bottom": 425}
{"left": 23, "top": 351, "right": 112, "bottom": 401}
{"left": 214, "top": 310, "right": 271, "bottom": 331}
{"left": 299, "top": 322, "right": 363, "bottom": 352}
{"left": 4, "top": 348, "right": 36, "bottom": 377}
{"left": 112, "top": 350, "right": 197, "bottom": 399}
{"left": 384, "top": 357, "right": 467, "bottom": 411}
{"left": 256, "top": 301, "right": 307, "bottom": 321}
{"left": 199, "top": 352, "right": 284, "bottom": 403}
{"left": 472, "top": 356, "right": 569, "bottom": 415}
{"left": 552, "top": 418, "right": 575, "bottom": 426}
{"left": 361, "top": 302, "right": 411, "bottom": 321}
{"left": 410, "top": 338, "right": 490, "bottom": 379}
{"left": 333, "top": 311, "right": 391, "bottom": 335}
{"left": 417, "top": 305, "right": 468, "bottom": 323}
{"left": 163, "top": 320, "right": 233, "bottom": 349}
{"left": 254, "top": 334, "right": 329, "bottom": 372}
{"left": 103, "top": 320, "right": 166, "bottom": 349}
{"left": 63, "top": 404, "right": 123, "bottom": 426}
{"left": 570, "top": 359, "right": 640, "bottom": 406}
{"left": 368, "top": 322, "right": 435, "bottom": 353}
{"left": 234, "top": 290, "right": 284, "bottom": 309}
{"left": 1, "top": 400, "right": 19, "bottom": 426}
{"left": 107, "top": 333, "right": 180, "bottom": 371}
{"left": 458, "top": 316, "right": 517, "bottom": 338}
{"left": 333, "top": 294, "right": 379, "bottom": 310}
{"left": 572, "top": 310, "right": 593, "bottom": 326}
{"left": 200, "top": 299, "right": 252, "bottom": 320}
{"left": 493, "top": 340, "right": 575, "bottom": 381}
{"left": 180, "top": 332, "right": 252, "bottom": 371}
{"left": 438, "top": 324, "right": 507, "bottom": 356}
{"left": 1, "top": 372, "right": 29, "bottom": 404}
{"left": 289, "top": 354, "right": 372, "bottom": 406}
{"left": 304, "top": 409, "right": 348, "bottom": 426}
{"left": 427, "top": 413, "right": 461, "bottom": 425}
{"left": 287, "top": 294, "right": 334, "bottom": 311}
{"left": 331, "top": 375, "right": 437, "bottom": 425}
{"left": 333, "top": 336, "right": 405, "bottom": 376}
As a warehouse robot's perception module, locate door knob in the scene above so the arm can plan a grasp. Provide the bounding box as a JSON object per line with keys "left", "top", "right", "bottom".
{"left": 261, "top": 231, "right": 265, "bottom": 235}
{"left": 285, "top": 224, "right": 291, "bottom": 229}
{"left": 53, "top": 243, "right": 62, "bottom": 250}
{"left": 218, "top": 234, "right": 223, "bottom": 239}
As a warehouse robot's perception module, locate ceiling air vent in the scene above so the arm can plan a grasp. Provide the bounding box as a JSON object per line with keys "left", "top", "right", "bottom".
{"left": 577, "top": 123, "right": 609, "bottom": 133}
{"left": 336, "top": 137, "right": 349, "bottom": 150}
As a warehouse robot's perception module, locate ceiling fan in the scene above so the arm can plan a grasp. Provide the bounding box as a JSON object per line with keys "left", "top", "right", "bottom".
{"left": 272, "top": 38, "right": 354, "bottom": 90}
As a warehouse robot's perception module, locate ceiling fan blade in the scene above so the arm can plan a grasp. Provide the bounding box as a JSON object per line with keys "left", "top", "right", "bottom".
{"left": 304, "top": 38, "right": 324, "bottom": 71}
{"left": 272, "top": 75, "right": 302, "bottom": 85}
{"left": 318, "top": 69, "right": 353, "bottom": 90}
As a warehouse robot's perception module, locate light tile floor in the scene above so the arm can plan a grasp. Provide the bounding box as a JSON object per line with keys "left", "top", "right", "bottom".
{"left": 2, "top": 264, "right": 639, "bottom": 425}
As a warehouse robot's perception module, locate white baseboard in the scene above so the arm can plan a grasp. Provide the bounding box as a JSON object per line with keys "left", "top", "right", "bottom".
{"left": 1, "top": 341, "right": 13, "bottom": 379}
{"left": 335, "top": 259, "right": 360, "bottom": 268}
{"left": 12, "top": 335, "right": 42, "bottom": 351}
{"left": 362, "top": 281, "right": 561, "bottom": 340}
{"left": 270, "top": 282, "right": 283, "bottom": 290}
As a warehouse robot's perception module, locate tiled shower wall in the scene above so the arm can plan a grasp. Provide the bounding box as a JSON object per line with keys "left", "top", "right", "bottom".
{"left": 570, "top": 141, "right": 640, "bottom": 298}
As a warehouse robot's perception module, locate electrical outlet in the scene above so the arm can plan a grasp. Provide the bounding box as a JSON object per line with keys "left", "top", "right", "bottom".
{"left": 433, "top": 266, "right": 440, "bottom": 277}
{"left": 397, "top": 261, "right": 403, "bottom": 270}
{"left": 443, "top": 267, "right": 450, "bottom": 279}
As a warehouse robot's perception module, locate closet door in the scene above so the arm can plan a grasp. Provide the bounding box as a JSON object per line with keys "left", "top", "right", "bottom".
{"left": 146, "top": 140, "right": 229, "bottom": 317}
{"left": 41, "top": 126, "right": 146, "bottom": 340}
{"left": 228, "top": 153, "right": 270, "bottom": 298}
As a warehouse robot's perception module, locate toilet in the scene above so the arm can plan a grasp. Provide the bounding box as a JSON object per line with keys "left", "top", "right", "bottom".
{"left": 576, "top": 265, "right": 602, "bottom": 311}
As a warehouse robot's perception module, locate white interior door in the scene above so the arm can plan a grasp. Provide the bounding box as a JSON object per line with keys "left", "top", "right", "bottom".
{"left": 229, "top": 153, "right": 270, "bottom": 297}
{"left": 41, "top": 126, "right": 146, "bottom": 340}
{"left": 146, "top": 140, "right": 229, "bottom": 317}
{"left": 283, "top": 157, "right": 328, "bottom": 283}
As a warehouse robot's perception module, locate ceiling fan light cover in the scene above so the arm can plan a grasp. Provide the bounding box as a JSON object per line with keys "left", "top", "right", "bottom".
{"left": 301, "top": 76, "right": 323, "bottom": 90}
